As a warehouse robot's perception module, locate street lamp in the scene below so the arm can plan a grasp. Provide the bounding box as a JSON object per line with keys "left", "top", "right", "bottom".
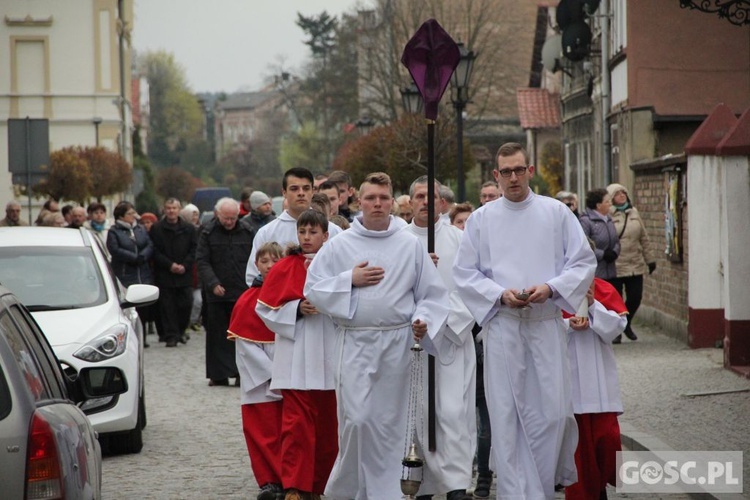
{"left": 400, "top": 83, "right": 423, "bottom": 115}
{"left": 450, "top": 42, "right": 476, "bottom": 203}
{"left": 93, "top": 117, "right": 102, "bottom": 147}
{"left": 355, "top": 116, "right": 375, "bottom": 136}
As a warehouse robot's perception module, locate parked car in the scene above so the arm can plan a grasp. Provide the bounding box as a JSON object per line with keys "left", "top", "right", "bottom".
{"left": 0, "top": 283, "right": 128, "bottom": 499}
{"left": 191, "top": 186, "right": 232, "bottom": 213}
{"left": 0, "top": 227, "right": 158, "bottom": 454}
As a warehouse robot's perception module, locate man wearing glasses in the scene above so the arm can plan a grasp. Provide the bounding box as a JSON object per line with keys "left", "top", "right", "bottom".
{"left": 453, "top": 142, "right": 596, "bottom": 499}
{"left": 0, "top": 201, "right": 27, "bottom": 226}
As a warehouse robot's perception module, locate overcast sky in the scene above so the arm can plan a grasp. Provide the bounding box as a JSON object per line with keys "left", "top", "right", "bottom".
{"left": 132, "top": 0, "right": 365, "bottom": 94}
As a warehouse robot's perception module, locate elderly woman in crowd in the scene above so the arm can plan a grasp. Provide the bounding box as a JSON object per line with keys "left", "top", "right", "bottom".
{"left": 449, "top": 202, "right": 473, "bottom": 231}
{"left": 606, "top": 183, "right": 656, "bottom": 343}
{"left": 579, "top": 188, "right": 620, "bottom": 282}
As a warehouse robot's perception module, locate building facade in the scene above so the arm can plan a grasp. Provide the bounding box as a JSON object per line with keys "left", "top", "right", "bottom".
{"left": 0, "top": 0, "right": 133, "bottom": 213}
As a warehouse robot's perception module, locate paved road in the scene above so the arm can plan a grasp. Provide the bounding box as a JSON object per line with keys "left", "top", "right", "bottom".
{"left": 101, "top": 323, "right": 735, "bottom": 499}
{"left": 102, "top": 329, "right": 256, "bottom": 499}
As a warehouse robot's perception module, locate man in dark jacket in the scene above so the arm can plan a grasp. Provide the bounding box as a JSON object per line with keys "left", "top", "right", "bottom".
{"left": 150, "top": 198, "right": 197, "bottom": 347}
{"left": 196, "top": 197, "right": 255, "bottom": 386}
{"left": 242, "top": 190, "right": 276, "bottom": 233}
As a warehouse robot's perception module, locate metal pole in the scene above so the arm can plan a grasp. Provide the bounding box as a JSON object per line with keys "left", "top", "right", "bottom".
{"left": 456, "top": 101, "right": 465, "bottom": 202}
{"left": 601, "top": 0, "right": 611, "bottom": 185}
{"left": 25, "top": 117, "right": 32, "bottom": 225}
{"left": 118, "top": 0, "right": 127, "bottom": 160}
{"left": 426, "top": 118, "right": 436, "bottom": 452}
{"left": 94, "top": 118, "right": 101, "bottom": 147}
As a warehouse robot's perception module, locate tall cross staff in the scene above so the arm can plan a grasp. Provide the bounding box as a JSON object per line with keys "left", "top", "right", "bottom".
{"left": 401, "top": 19, "right": 460, "bottom": 452}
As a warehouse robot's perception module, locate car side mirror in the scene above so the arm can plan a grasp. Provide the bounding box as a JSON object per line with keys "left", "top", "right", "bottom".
{"left": 121, "top": 284, "right": 159, "bottom": 309}
{"left": 78, "top": 367, "right": 129, "bottom": 399}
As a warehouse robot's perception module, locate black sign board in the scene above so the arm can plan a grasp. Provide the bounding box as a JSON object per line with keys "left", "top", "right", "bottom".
{"left": 8, "top": 118, "right": 50, "bottom": 185}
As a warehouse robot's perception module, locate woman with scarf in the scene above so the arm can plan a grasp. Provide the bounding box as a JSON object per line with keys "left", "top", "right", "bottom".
{"left": 606, "top": 183, "right": 656, "bottom": 343}
{"left": 84, "top": 202, "right": 112, "bottom": 259}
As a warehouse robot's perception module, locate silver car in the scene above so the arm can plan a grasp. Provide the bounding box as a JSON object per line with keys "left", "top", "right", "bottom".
{"left": 0, "top": 284, "right": 127, "bottom": 499}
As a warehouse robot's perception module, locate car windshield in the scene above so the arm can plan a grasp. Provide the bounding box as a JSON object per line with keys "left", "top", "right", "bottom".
{"left": 0, "top": 247, "right": 107, "bottom": 310}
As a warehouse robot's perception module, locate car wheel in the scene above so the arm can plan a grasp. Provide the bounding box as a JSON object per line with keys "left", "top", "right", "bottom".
{"left": 107, "top": 394, "right": 145, "bottom": 454}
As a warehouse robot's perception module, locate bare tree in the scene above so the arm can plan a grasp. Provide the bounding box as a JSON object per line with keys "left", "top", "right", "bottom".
{"left": 358, "top": 0, "right": 537, "bottom": 122}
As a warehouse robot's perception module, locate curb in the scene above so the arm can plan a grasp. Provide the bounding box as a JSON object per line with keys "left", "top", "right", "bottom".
{"left": 619, "top": 421, "right": 748, "bottom": 500}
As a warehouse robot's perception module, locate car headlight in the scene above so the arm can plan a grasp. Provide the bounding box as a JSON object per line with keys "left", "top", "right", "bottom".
{"left": 73, "top": 324, "right": 128, "bottom": 362}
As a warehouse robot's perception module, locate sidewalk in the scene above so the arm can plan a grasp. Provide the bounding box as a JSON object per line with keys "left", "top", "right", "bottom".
{"left": 614, "top": 321, "right": 750, "bottom": 499}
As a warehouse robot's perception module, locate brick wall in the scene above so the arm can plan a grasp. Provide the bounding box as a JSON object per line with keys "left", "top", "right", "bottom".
{"left": 631, "top": 156, "right": 689, "bottom": 341}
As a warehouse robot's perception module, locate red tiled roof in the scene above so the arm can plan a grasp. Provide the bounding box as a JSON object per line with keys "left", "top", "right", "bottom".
{"left": 516, "top": 88, "right": 561, "bottom": 129}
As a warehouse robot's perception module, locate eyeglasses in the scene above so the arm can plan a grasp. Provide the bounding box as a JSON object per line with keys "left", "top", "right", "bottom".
{"left": 496, "top": 166, "right": 528, "bottom": 178}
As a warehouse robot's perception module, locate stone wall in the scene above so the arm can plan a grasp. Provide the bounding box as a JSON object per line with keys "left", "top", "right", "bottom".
{"left": 630, "top": 155, "right": 689, "bottom": 342}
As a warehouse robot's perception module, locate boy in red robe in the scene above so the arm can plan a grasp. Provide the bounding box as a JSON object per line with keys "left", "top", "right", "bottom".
{"left": 228, "top": 242, "right": 284, "bottom": 500}
{"left": 256, "top": 210, "right": 338, "bottom": 500}
{"left": 564, "top": 278, "right": 628, "bottom": 500}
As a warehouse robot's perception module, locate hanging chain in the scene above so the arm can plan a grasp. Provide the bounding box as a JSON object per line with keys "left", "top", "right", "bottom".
{"left": 402, "top": 340, "right": 424, "bottom": 480}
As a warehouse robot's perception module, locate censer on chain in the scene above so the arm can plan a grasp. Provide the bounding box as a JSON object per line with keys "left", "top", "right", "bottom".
{"left": 400, "top": 339, "right": 425, "bottom": 498}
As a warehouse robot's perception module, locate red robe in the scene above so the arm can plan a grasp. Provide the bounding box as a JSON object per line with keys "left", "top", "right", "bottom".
{"left": 227, "top": 283, "right": 275, "bottom": 342}
{"left": 256, "top": 253, "right": 307, "bottom": 311}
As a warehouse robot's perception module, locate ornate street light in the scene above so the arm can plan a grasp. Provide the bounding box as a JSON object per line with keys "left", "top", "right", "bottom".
{"left": 400, "top": 83, "right": 424, "bottom": 115}
{"left": 355, "top": 116, "right": 376, "bottom": 136}
{"left": 450, "top": 42, "right": 476, "bottom": 203}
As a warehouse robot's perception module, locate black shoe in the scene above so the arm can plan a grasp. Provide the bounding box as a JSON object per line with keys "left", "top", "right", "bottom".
{"left": 416, "top": 496, "right": 433, "bottom": 500}
{"left": 624, "top": 326, "right": 638, "bottom": 341}
{"left": 474, "top": 473, "right": 492, "bottom": 499}
{"left": 612, "top": 334, "right": 622, "bottom": 344}
{"left": 208, "top": 379, "right": 229, "bottom": 387}
{"left": 447, "top": 490, "right": 471, "bottom": 500}
{"left": 257, "top": 483, "right": 282, "bottom": 500}
{"left": 166, "top": 339, "right": 178, "bottom": 347}
{"left": 179, "top": 334, "right": 188, "bottom": 344}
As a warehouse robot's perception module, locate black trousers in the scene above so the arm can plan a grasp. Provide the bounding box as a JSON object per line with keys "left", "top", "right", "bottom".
{"left": 608, "top": 274, "right": 644, "bottom": 331}
{"left": 158, "top": 286, "right": 193, "bottom": 342}
{"left": 204, "top": 301, "right": 238, "bottom": 381}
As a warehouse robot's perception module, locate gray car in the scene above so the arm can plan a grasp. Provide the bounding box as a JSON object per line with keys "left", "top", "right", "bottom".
{"left": 0, "top": 285, "right": 127, "bottom": 499}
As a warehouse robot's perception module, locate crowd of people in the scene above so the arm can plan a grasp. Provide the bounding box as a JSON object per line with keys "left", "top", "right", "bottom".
{"left": 0, "top": 141, "right": 656, "bottom": 500}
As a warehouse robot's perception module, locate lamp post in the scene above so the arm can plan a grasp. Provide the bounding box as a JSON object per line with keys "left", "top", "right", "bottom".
{"left": 355, "top": 116, "right": 375, "bottom": 136}
{"left": 93, "top": 117, "right": 102, "bottom": 147}
{"left": 450, "top": 42, "right": 476, "bottom": 203}
{"left": 400, "top": 83, "right": 423, "bottom": 115}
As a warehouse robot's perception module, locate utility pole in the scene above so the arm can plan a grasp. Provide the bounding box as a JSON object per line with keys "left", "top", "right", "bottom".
{"left": 601, "top": 0, "right": 611, "bottom": 185}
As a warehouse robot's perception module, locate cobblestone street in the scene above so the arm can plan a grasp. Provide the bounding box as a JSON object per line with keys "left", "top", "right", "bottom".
{"left": 102, "top": 329, "right": 256, "bottom": 499}
{"left": 101, "top": 322, "right": 744, "bottom": 499}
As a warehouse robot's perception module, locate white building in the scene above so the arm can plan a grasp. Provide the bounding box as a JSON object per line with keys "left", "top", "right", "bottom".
{"left": 0, "top": 0, "right": 133, "bottom": 216}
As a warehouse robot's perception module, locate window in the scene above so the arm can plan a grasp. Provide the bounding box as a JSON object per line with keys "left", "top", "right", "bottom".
{"left": 9, "top": 305, "right": 65, "bottom": 400}
{"left": 0, "top": 309, "right": 50, "bottom": 402}
{"left": 0, "top": 247, "right": 107, "bottom": 310}
{"left": 611, "top": 0, "right": 627, "bottom": 54}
